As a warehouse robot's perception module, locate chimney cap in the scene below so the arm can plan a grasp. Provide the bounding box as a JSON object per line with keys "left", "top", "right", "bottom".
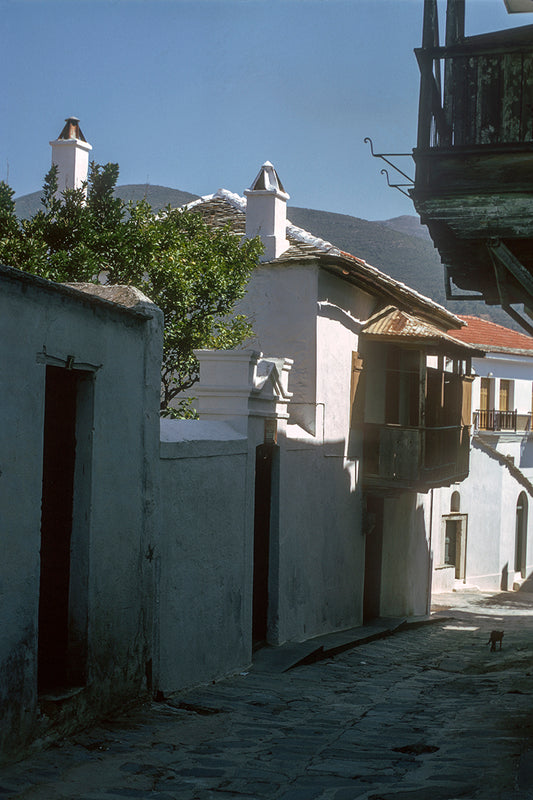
{"left": 56, "top": 116, "right": 87, "bottom": 143}
{"left": 247, "top": 161, "right": 289, "bottom": 198}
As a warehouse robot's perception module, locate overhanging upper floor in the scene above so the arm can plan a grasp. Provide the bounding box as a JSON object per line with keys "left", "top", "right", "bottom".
{"left": 411, "top": 0, "right": 533, "bottom": 331}
{"left": 354, "top": 306, "right": 483, "bottom": 493}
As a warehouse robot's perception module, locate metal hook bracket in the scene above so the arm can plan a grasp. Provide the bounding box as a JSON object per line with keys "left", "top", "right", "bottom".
{"left": 364, "top": 137, "right": 415, "bottom": 196}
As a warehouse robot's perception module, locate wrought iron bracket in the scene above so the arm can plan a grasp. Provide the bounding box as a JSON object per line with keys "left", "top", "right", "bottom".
{"left": 380, "top": 169, "right": 412, "bottom": 199}
{"left": 364, "top": 138, "right": 415, "bottom": 197}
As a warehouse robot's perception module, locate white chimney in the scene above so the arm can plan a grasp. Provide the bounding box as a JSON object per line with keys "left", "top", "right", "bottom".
{"left": 244, "top": 161, "right": 290, "bottom": 262}
{"left": 49, "top": 117, "right": 92, "bottom": 199}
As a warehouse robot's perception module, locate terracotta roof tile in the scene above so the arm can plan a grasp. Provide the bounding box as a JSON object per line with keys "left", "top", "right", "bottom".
{"left": 363, "top": 306, "right": 481, "bottom": 352}
{"left": 448, "top": 315, "right": 533, "bottom": 353}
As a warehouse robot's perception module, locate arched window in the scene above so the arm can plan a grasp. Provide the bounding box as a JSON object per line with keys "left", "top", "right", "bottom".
{"left": 450, "top": 491, "right": 460, "bottom": 513}
{"left": 515, "top": 492, "right": 528, "bottom": 577}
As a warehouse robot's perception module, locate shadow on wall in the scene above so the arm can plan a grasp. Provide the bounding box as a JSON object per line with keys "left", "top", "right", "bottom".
{"left": 418, "top": 502, "right": 432, "bottom": 616}
{"left": 379, "top": 497, "right": 431, "bottom": 619}
{"left": 501, "top": 563, "right": 509, "bottom": 591}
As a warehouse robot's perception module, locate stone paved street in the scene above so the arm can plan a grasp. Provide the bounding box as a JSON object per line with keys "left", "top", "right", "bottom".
{"left": 2, "top": 591, "right": 533, "bottom": 800}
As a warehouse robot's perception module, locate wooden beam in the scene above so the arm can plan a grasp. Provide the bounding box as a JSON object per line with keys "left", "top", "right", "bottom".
{"left": 422, "top": 0, "right": 439, "bottom": 49}
{"left": 418, "top": 0, "right": 440, "bottom": 149}
{"left": 446, "top": 0, "right": 465, "bottom": 45}
{"left": 444, "top": 0, "right": 465, "bottom": 145}
{"left": 415, "top": 40, "right": 533, "bottom": 59}
{"left": 488, "top": 239, "right": 533, "bottom": 300}
{"left": 502, "top": 304, "right": 533, "bottom": 336}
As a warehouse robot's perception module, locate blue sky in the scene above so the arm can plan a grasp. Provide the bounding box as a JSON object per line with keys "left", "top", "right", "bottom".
{"left": 1, "top": 0, "right": 531, "bottom": 220}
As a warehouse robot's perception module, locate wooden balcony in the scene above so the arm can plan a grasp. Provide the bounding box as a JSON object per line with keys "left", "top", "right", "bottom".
{"left": 411, "top": 0, "right": 533, "bottom": 329}
{"left": 362, "top": 422, "right": 470, "bottom": 493}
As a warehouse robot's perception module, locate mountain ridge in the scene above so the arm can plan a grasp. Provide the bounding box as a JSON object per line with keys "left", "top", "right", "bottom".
{"left": 13, "top": 184, "right": 522, "bottom": 331}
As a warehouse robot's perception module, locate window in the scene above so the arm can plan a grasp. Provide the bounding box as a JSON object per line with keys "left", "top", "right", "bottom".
{"left": 442, "top": 513, "right": 467, "bottom": 580}
{"left": 500, "top": 379, "right": 511, "bottom": 412}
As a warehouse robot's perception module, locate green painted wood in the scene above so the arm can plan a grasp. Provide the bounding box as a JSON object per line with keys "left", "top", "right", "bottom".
{"left": 502, "top": 54, "right": 522, "bottom": 142}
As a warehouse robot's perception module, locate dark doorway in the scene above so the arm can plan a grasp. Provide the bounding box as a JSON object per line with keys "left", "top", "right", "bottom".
{"left": 38, "top": 365, "right": 89, "bottom": 694}
{"left": 363, "top": 495, "right": 384, "bottom": 622}
{"left": 252, "top": 443, "right": 275, "bottom": 646}
{"left": 515, "top": 492, "right": 528, "bottom": 578}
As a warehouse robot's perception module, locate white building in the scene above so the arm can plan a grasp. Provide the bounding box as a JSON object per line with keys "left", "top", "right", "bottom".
{"left": 181, "top": 164, "right": 479, "bottom": 638}
{"left": 432, "top": 316, "right": 533, "bottom": 592}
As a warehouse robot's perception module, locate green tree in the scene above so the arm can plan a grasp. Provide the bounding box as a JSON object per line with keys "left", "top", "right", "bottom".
{"left": 0, "top": 164, "right": 262, "bottom": 414}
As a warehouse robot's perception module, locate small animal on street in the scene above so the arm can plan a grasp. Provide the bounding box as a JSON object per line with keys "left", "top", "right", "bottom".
{"left": 487, "top": 630, "right": 504, "bottom": 652}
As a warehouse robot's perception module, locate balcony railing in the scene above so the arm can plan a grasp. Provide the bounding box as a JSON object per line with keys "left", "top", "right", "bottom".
{"left": 363, "top": 423, "right": 470, "bottom": 491}
{"left": 473, "top": 409, "right": 518, "bottom": 432}
{"left": 416, "top": 17, "right": 533, "bottom": 152}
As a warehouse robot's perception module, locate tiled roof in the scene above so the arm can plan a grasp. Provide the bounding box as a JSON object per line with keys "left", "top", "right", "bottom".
{"left": 362, "top": 306, "right": 481, "bottom": 352}
{"left": 0, "top": 264, "right": 153, "bottom": 320}
{"left": 63, "top": 283, "right": 155, "bottom": 312}
{"left": 184, "top": 190, "right": 462, "bottom": 330}
{"left": 448, "top": 315, "right": 533, "bottom": 354}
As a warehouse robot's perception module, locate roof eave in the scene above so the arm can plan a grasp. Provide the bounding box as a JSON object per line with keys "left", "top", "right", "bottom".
{"left": 320, "top": 256, "right": 462, "bottom": 330}
{"left": 362, "top": 332, "right": 485, "bottom": 356}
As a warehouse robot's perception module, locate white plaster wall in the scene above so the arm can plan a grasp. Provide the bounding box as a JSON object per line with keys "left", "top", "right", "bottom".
{"left": 519, "top": 440, "right": 533, "bottom": 473}
{"left": 237, "top": 264, "right": 376, "bottom": 642}
{"left": 238, "top": 264, "right": 319, "bottom": 430}
{"left": 158, "top": 423, "right": 251, "bottom": 692}
{"left": 379, "top": 492, "right": 432, "bottom": 618}
{"left": 0, "top": 272, "right": 162, "bottom": 760}
{"left": 432, "top": 445, "right": 533, "bottom": 591}
{"left": 515, "top": 379, "right": 532, "bottom": 413}
{"left": 472, "top": 354, "right": 533, "bottom": 413}
{"left": 316, "top": 272, "right": 376, "bottom": 446}
{"left": 274, "top": 443, "right": 364, "bottom": 643}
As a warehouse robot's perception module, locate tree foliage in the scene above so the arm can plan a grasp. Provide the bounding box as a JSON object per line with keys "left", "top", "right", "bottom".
{"left": 0, "top": 164, "right": 262, "bottom": 412}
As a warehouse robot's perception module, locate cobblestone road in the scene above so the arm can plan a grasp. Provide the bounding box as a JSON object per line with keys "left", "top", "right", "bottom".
{"left": 2, "top": 591, "right": 533, "bottom": 800}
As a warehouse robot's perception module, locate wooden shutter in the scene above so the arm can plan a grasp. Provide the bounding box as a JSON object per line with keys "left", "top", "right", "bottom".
{"left": 461, "top": 376, "right": 473, "bottom": 428}
{"left": 500, "top": 379, "right": 510, "bottom": 412}
{"left": 480, "top": 378, "right": 489, "bottom": 412}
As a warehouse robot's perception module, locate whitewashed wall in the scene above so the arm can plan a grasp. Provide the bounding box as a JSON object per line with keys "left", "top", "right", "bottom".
{"left": 158, "top": 420, "right": 252, "bottom": 692}
{"left": 380, "top": 492, "right": 433, "bottom": 617}
{"left": 0, "top": 268, "right": 162, "bottom": 762}
{"left": 273, "top": 441, "right": 365, "bottom": 643}
{"left": 432, "top": 445, "right": 533, "bottom": 592}
{"left": 238, "top": 263, "right": 379, "bottom": 640}
{"left": 238, "top": 264, "right": 319, "bottom": 431}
